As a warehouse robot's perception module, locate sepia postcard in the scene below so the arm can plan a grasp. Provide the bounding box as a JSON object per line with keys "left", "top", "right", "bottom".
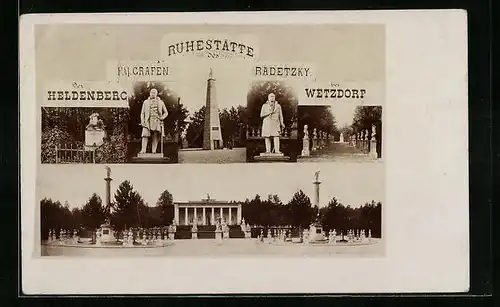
{"left": 20, "top": 11, "right": 469, "bottom": 294}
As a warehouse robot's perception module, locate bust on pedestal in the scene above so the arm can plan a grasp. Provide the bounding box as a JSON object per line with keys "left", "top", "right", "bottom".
{"left": 191, "top": 219, "right": 198, "bottom": 239}
{"left": 215, "top": 220, "right": 222, "bottom": 241}
{"left": 84, "top": 113, "right": 106, "bottom": 151}
{"left": 245, "top": 223, "right": 252, "bottom": 238}
{"left": 168, "top": 220, "right": 176, "bottom": 240}
{"left": 301, "top": 125, "right": 310, "bottom": 157}
{"left": 369, "top": 125, "right": 378, "bottom": 159}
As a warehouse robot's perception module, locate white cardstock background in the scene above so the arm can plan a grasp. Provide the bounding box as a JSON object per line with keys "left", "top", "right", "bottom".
{"left": 20, "top": 10, "right": 468, "bottom": 294}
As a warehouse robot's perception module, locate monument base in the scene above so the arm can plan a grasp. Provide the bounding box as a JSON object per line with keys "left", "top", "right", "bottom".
{"left": 84, "top": 145, "right": 98, "bottom": 152}
{"left": 260, "top": 152, "right": 284, "bottom": 157}
{"left": 254, "top": 153, "right": 290, "bottom": 162}
{"left": 137, "top": 153, "right": 164, "bottom": 159}
{"left": 131, "top": 153, "right": 171, "bottom": 164}
{"left": 215, "top": 231, "right": 222, "bottom": 241}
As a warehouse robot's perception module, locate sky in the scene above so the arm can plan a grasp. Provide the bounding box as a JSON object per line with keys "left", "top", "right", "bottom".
{"left": 36, "top": 24, "right": 385, "bottom": 117}
{"left": 168, "top": 60, "right": 252, "bottom": 115}
{"left": 37, "top": 163, "right": 384, "bottom": 210}
{"left": 328, "top": 104, "right": 359, "bottom": 128}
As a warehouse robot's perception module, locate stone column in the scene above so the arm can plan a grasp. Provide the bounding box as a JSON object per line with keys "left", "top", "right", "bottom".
{"left": 184, "top": 207, "right": 188, "bottom": 225}
{"left": 211, "top": 207, "right": 215, "bottom": 225}
{"left": 228, "top": 207, "right": 232, "bottom": 225}
{"left": 237, "top": 204, "right": 242, "bottom": 224}
{"left": 203, "top": 207, "right": 206, "bottom": 225}
{"left": 194, "top": 207, "right": 197, "bottom": 224}
{"left": 313, "top": 177, "right": 321, "bottom": 207}
{"left": 220, "top": 207, "right": 224, "bottom": 221}
{"left": 174, "top": 204, "right": 179, "bottom": 225}
{"left": 104, "top": 167, "right": 112, "bottom": 215}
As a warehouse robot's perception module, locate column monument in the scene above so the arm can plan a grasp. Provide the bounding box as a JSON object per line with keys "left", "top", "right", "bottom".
{"left": 99, "top": 166, "right": 115, "bottom": 243}
{"left": 308, "top": 171, "right": 326, "bottom": 243}
{"left": 203, "top": 69, "right": 223, "bottom": 150}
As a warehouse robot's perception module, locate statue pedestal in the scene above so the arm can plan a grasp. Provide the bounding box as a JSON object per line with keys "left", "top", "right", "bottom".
{"left": 369, "top": 139, "right": 378, "bottom": 159}
{"left": 192, "top": 232, "right": 198, "bottom": 239}
{"left": 132, "top": 153, "right": 170, "bottom": 163}
{"left": 301, "top": 138, "right": 310, "bottom": 156}
{"left": 254, "top": 152, "right": 290, "bottom": 162}
{"left": 137, "top": 153, "right": 164, "bottom": 159}
{"left": 85, "top": 130, "right": 106, "bottom": 148}
{"left": 260, "top": 152, "right": 284, "bottom": 157}
{"left": 215, "top": 231, "right": 222, "bottom": 241}
{"left": 245, "top": 231, "right": 251, "bottom": 239}
{"left": 312, "top": 138, "right": 318, "bottom": 151}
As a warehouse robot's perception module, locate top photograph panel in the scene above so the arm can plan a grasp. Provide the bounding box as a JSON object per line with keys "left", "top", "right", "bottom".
{"left": 36, "top": 24, "right": 385, "bottom": 164}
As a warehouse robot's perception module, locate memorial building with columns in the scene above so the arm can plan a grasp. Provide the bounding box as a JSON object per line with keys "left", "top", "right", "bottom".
{"left": 174, "top": 195, "right": 242, "bottom": 226}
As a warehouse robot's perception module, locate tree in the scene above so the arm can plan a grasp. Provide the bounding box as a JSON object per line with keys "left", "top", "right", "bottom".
{"left": 298, "top": 106, "right": 338, "bottom": 139}
{"left": 156, "top": 190, "right": 174, "bottom": 225}
{"left": 186, "top": 106, "right": 206, "bottom": 148}
{"left": 40, "top": 126, "right": 74, "bottom": 163}
{"left": 111, "top": 180, "right": 148, "bottom": 231}
{"left": 247, "top": 81, "right": 298, "bottom": 130}
{"left": 128, "top": 81, "right": 189, "bottom": 141}
{"left": 40, "top": 198, "right": 77, "bottom": 239}
{"left": 352, "top": 106, "right": 382, "bottom": 131}
{"left": 351, "top": 106, "right": 382, "bottom": 157}
{"left": 320, "top": 197, "right": 345, "bottom": 230}
{"left": 80, "top": 193, "right": 107, "bottom": 230}
{"left": 286, "top": 190, "right": 314, "bottom": 228}
{"left": 242, "top": 195, "right": 263, "bottom": 225}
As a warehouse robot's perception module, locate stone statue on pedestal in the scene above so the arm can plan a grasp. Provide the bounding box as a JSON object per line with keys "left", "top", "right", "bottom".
{"left": 139, "top": 88, "right": 169, "bottom": 154}
{"left": 260, "top": 92, "right": 285, "bottom": 154}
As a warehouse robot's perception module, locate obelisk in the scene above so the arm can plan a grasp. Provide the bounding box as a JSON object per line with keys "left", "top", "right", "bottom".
{"left": 104, "top": 166, "right": 112, "bottom": 216}
{"left": 203, "top": 68, "right": 223, "bottom": 150}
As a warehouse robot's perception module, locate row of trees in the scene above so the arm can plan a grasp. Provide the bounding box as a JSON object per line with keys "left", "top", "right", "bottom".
{"left": 241, "top": 191, "right": 381, "bottom": 236}
{"left": 40, "top": 182, "right": 174, "bottom": 239}
{"left": 298, "top": 106, "right": 339, "bottom": 139}
{"left": 338, "top": 106, "right": 382, "bottom": 157}
{"left": 41, "top": 181, "right": 382, "bottom": 238}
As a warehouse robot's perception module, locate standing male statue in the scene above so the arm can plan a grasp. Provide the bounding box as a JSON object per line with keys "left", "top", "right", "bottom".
{"left": 260, "top": 92, "right": 285, "bottom": 154}
{"left": 140, "top": 88, "right": 169, "bottom": 154}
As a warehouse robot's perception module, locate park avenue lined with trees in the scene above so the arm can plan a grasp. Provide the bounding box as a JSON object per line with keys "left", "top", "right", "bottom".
{"left": 40, "top": 180, "right": 382, "bottom": 240}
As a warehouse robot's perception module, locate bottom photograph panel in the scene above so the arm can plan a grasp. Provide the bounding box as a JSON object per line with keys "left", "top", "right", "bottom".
{"left": 38, "top": 163, "right": 384, "bottom": 257}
